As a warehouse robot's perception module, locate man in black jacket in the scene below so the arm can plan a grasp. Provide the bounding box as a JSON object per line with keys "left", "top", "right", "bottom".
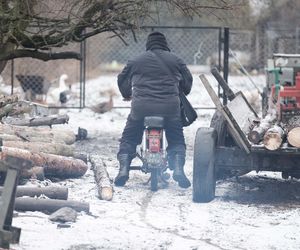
{"left": 115, "top": 31, "right": 193, "bottom": 188}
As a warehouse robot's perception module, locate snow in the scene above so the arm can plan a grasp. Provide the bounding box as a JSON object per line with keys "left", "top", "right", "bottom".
{"left": 10, "top": 73, "right": 300, "bottom": 250}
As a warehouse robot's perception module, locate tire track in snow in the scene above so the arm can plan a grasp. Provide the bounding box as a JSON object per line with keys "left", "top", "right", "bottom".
{"left": 139, "top": 192, "right": 230, "bottom": 250}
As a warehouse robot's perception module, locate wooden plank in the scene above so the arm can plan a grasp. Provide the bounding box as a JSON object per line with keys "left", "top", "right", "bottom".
{"left": 199, "top": 74, "right": 251, "bottom": 153}
{"left": 0, "top": 168, "right": 18, "bottom": 227}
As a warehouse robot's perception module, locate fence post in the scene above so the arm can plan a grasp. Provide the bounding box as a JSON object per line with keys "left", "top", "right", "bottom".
{"left": 223, "top": 27, "right": 230, "bottom": 105}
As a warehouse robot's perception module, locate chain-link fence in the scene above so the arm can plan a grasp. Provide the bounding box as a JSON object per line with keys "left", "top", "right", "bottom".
{"left": 84, "top": 26, "right": 228, "bottom": 109}
{"left": 2, "top": 25, "right": 299, "bottom": 110}
{"left": 230, "top": 25, "right": 300, "bottom": 73}
{"left": 1, "top": 42, "right": 84, "bottom": 108}
{"left": 86, "top": 26, "right": 224, "bottom": 78}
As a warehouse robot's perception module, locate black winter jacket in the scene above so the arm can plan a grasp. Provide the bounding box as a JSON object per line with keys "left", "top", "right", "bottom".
{"left": 118, "top": 48, "right": 193, "bottom": 120}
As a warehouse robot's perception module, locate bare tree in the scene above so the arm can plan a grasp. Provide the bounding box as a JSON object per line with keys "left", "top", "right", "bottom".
{"left": 0, "top": 0, "right": 246, "bottom": 72}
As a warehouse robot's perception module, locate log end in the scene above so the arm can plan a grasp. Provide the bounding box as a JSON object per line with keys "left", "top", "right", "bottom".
{"left": 263, "top": 133, "right": 282, "bottom": 151}
{"left": 287, "top": 127, "right": 300, "bottom": 148}
{"left": 248, "top": 131, "right": 260, "bottom": 144}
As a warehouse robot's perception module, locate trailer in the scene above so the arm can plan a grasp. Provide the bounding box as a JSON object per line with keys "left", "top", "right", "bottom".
{"left": 193, "top": 63, "right": 300, "bottom": 203}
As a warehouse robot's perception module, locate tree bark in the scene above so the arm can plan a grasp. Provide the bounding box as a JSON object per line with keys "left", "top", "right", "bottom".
{"left": 0, "top": 147, "right": 88, "bottom": 178}
{"left": 0, "top": 154, "right": 33, "bottom": 171}
{"left": 0, "top": 94, "right": 19, "bottom": 108}
{"left": 14, "top": 197, "right": 89, "bottom": 213}
{"left": 0, "top": 186, "right": 68, "bottom": 200}
{"left": 20, "top": 166, "right": 45, "bottom": 181}
{"left": 89, "top": 154, "right": 113, "bottom": 201}
{"left": 2, "top": 141, "right": 75, "bottom": 157}
{"left": 0, "top": 133, "right": 68, "bottom": 144}
{"left": 248, "top": 113, "right": 276, "bottom": 144}
{"left": 263, "top": 125, "right": 285, "bottom": 150}
{"left": 5, "top": 114, "right": 69, "bottom": 127}
{"left": 0, "top": 50, "right": 81, "bottom": 61}
{"left": 0, "top": 103, "right": 31, "bottom": 119}
{"left": 0, "top": 124, "right": 76, "bottom": 144}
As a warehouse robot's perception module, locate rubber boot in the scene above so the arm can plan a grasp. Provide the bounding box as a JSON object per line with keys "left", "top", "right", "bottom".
{"left": 167, "top": 154, "right": 175, "bottom": 170}
{"left": 114, "top": 154, "right": 131, "bottom": 186}
{"left": 172, "top": 154, "right": 191, "bottom": 188}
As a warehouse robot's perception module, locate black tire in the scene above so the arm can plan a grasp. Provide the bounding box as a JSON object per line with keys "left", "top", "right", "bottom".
{"left": 151, "top": 169, "right": 158, "bottom": 191}
{"left": 210, "top": 111, "right": 235, "bottom": 180}
{"left": 193, "top": 127, "right": 217, "bottom": 203}
{"left": 210, "top": 111, "right": 235, "bottom": 147}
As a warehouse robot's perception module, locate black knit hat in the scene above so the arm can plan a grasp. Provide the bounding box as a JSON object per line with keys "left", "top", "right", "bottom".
{"left": 146, "top": 32, "right": 170, "bottom": 51}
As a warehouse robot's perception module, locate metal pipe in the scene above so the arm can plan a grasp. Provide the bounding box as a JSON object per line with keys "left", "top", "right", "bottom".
{"left": 10, "top": 60, "right": 14, "bottom": 95}
{"left": 80, "top": 36, "right": 84, "bottom": 109}
{"left": 223, "top": 28, "right": 230, "bottom": 105}
{"left": 229, "top": 49, "right": 262, "bottom": 95}
{"left": 218, "top": 28, "right": 222, "bottom": 99}
{"left": 141, "top": 26, "right": 222, "bottom": 30}
{"left": 83, "top": 36, "right": 86, "bottom": 108}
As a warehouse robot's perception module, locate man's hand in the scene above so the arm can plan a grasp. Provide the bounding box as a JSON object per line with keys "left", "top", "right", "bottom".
{"left": 123, "top": 97, "right": 132, "bottom": 101}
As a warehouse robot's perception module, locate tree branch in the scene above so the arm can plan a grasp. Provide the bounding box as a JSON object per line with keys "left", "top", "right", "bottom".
{"left": 0, "top": 50, "right": 82, "bottom": 61}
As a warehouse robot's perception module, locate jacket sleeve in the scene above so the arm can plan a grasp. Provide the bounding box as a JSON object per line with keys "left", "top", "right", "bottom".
{"left": 177, "top": 58, "right": 193, "bottom": 95}
{"left": 117, "top": 61, "right": 133, "bottom": 98}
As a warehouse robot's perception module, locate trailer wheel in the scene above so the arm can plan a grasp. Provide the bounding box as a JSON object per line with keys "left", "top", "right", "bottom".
{"left": 210, "top": 111, "right": 235, "bottom": 180}
{"left": 193, "top": 127, "right": 217, "bottom": 203}
{"left": 210, "top": 111, "right": 234, "bottom": 147}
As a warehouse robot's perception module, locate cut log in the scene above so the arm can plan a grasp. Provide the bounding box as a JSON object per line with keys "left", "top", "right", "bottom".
{"left": 14, "top": 197, "right": 89, "bottom": 213}
{"left": 2, "top": 141, "right": 75, "bottom": 157}
{"left": 0, "top": 124, "right": 76, "bottom": 144}
{"left": 0, "top": 147, "right": 88, "bottom": 178}
{"left": 89, "top": 154, "right": 113, "bottom": 201}
{"left": 248, "top": 112, "right": 277, "bottom": 144}
{"left": 263, "top": 125, "right": 285, "bottom": 150}
{"left": 0, "top": 186, "right": 68, "bottom": 200}
{"left": 5, "top": 114, "right": 69, "bottom": 127}
{"left": 248, "top": 122, "right": 270, "bottom": 144}
{"left": 0, "top": 103, "right": 31, "bottom": 119}
{"left": 17, "top": 100, "right": 50, "bottom": 117}
{"left": 0, "top": 94, "right": 19, "bottom": 108}
{"left": 287, "top": 127, "right": 300, "bottom": 148}
{"left": 0, "top": 154, "right": 33, "bottom": 172}
{"left": 0, "top": 133, "right": 67, "bottom": 144}
{"left": 20, "top": 166, "right": 45, "bottom": 181}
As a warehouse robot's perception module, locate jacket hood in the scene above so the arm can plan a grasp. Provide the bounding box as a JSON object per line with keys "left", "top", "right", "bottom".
{"left": 146, "top": 32, "right": 170, "bottom": 51}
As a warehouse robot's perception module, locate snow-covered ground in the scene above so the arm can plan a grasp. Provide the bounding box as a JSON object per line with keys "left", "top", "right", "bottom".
{"left": 10, "top": 73, "right": 300, "bottom": 250}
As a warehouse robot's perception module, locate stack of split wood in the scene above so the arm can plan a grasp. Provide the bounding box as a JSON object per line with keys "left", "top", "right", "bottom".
{"left": 248, "top": 109, "right": 300, "bottom": 150}
{"left": 0, "top": 94, "right": 88, "bottom": 182}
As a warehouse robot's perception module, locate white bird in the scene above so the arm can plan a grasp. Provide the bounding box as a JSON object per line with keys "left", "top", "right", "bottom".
{"left": 47, "top": 74, "right": 70, "bottom": 105}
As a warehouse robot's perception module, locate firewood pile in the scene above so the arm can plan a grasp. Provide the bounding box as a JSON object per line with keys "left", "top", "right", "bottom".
{"left": 0, "top": 94, "right": 91, "bottom": 214}
{"left": 0, "top": 94, "right": 89, "bottom": 181}
{"left": 247, "top": 108, "right": 300, "bottom": 151}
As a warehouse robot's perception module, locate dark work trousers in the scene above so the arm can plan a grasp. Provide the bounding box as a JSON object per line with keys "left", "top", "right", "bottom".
{"left": 118, "top": 115, "right": 186, "bottom": 159}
